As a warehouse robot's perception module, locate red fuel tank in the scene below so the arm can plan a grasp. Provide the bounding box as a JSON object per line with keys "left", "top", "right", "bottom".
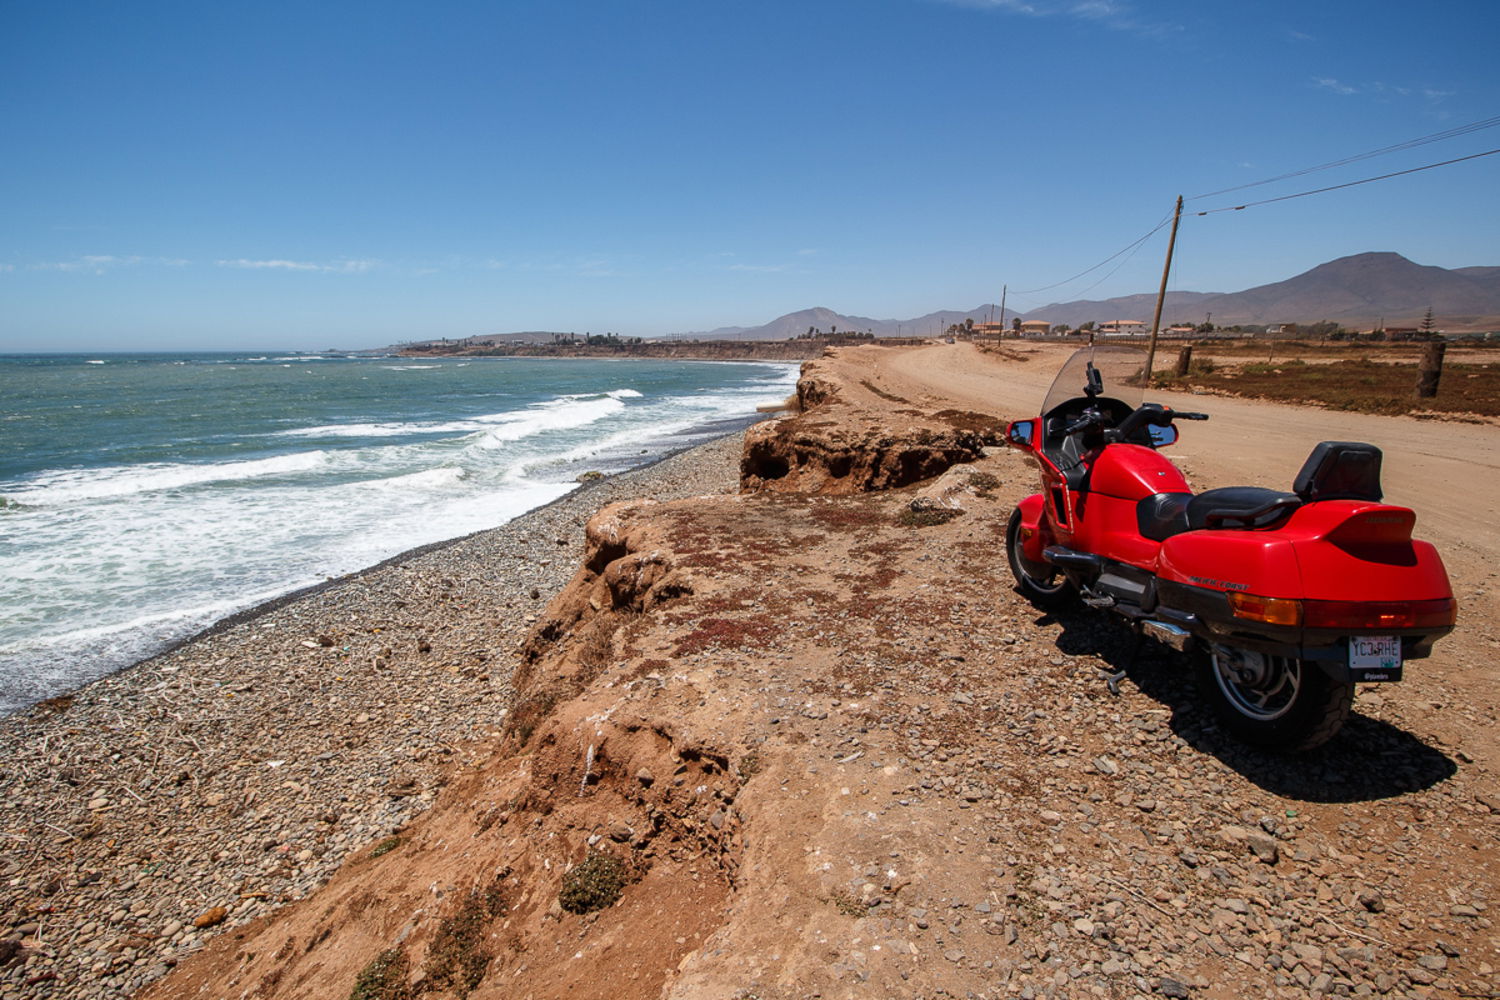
{"left": 1087, "top": 443, "right": 1189, "bottom": 500}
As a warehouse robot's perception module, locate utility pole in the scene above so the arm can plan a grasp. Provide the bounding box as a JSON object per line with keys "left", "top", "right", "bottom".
{"left": 998, "top": 285, "right": 1008, "bottom": 337}
{"left": 1145, "top": 195, "right": 1184, "bottom": 385}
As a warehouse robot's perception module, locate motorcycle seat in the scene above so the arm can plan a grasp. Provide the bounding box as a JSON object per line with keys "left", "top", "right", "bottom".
{"left": 1188, "top": 486, "right": 1302, "bottom": 530}
{"left": 1136, "top": 443, "right": 1384, "bottom": 542}
{"left": 1137, "top": 486, "right": 1301, "bottom": 541}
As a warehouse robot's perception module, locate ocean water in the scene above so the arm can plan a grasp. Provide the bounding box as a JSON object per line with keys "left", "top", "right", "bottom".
{"left": 0, "top": 352, "right": 798, "bottom": 715}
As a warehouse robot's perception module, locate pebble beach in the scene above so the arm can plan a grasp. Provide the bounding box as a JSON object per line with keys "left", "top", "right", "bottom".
{"left": 0, "top": 431, "right": 747, "bottom": 999}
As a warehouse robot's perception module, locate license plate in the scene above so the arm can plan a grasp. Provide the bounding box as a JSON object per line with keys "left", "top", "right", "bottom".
{"left": 1349, "top": 635, "right": 1403, "bottom": 682}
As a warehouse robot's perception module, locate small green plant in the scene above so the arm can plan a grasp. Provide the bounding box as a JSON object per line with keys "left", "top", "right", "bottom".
{"left": 368, "top": 836, "right": 402, "bottom": 859}
{"left": 425, "top": 886, "right": 505, "bottom": 997}
{"left": 559, "top": 851, "right": 627, "bottom": 914}
{"left": 349, "top": 948, "right": 412, "bottom": 1000}
{"left": 828, "top": 891, "right": 868, "bottom": 917}
{"left": 738, "top": 750, "right": 762, "bottom": 780}
{"left": 576, "top": 470, "right": 606, "bottom": 483}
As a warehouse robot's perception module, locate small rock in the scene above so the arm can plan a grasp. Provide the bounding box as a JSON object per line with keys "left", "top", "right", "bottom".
{"left": 1246, "top": 833, "right": 1280, "bottom": 864}
{"left": 1158, "top": 977, "right": 1191, "bottom": 998}
{"left": 192, "top": 907, "right": 227, "bottom": 929}
{"left": 1358, "top": 890, "right": 1385, "bottom": 913}
{"left": 385, "top": 773, "right": 420, "bottom": 797}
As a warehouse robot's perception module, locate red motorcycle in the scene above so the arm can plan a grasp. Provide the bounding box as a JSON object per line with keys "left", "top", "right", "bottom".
{"left": 1004, "top": 345, "right": 1456, "bottom": 751}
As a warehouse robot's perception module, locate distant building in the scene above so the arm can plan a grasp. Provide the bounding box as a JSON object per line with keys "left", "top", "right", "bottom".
{"left": 1019, "top": 320, "right": 1051, "bottom": 338}
{"left": 1099, "top": 320, "right": 1147, "bottom": 337}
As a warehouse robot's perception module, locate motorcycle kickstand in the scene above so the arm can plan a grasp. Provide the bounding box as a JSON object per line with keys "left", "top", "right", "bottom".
{"left": 1098, "top": 632, "right": 1140, "bottom": 695}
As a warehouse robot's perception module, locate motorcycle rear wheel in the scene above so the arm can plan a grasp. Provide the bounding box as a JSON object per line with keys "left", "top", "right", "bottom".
{"left": 1200, "top": 644, "right": 1353, "bottom": 752}
{"left": 1005, "top": 508, "right": 1077, "bottom": 610}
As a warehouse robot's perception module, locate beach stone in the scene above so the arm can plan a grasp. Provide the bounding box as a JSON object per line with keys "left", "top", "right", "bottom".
{"left": 191, "top": 908, "right": 227, "bottom": 929}
{"left": 386, "top": 773, "right": 420, "bottom": 797}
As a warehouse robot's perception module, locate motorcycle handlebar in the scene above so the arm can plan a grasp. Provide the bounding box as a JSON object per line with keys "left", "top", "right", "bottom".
{"left": 1175, "top": 411, "right": 1210, "bottom": 421}
{"left": 1063, "top": 411, "right": 1102, "bottom": 434}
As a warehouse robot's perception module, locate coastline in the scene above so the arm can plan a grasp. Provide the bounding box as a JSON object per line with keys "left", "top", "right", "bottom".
{"left": 147, "top": 411, "right": 770, "bottom": 667}
{"left": 0, "top": 428, "right": 754, "bottom": 998}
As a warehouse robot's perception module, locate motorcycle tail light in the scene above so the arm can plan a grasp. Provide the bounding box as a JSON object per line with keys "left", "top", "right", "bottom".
{"left": 1227, "top": 592, "right": 1303, "bottom": 627}
{"left": 1303, "top": 597, "right": 1457, "bottom": 630}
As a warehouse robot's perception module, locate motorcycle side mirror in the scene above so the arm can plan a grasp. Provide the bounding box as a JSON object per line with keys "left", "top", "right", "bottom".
{"left": 1006, "top": 419, "right": 1036, "bottom": 450}
{"left": 1149, "top": 424, "right": 1179, "bottom": 448}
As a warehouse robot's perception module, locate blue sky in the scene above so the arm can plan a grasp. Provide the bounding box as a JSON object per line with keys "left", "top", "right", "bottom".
{"left": 2, "top": 0, "right": 1497, "bottom": 350}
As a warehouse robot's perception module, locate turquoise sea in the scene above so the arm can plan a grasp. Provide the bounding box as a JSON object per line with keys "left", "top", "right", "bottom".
{"left": 0, "top": 352, "right": 798, "bottom": 714}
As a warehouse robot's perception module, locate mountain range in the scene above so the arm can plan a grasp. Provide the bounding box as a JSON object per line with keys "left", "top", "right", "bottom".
{"left": 679, "top": 253, "right": 1500, "bottom": 340}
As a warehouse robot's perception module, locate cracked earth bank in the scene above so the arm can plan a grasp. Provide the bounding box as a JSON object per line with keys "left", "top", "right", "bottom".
{"left": 125, "top": 344, "right": 1500, "bottom": 999}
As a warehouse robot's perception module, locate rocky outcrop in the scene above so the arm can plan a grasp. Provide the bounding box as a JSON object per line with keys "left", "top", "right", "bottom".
{"left": 741, "top": 360, "right": 1006, "bottom": 495}
{"left": 511, "top": 501, "right": 694, "bottom": 744}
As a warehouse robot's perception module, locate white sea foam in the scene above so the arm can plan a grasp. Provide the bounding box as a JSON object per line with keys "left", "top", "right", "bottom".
{"left": 365, "top": 466, "right": 469, "bottom": 490}
{"left": 11, "top": 450, "right": 330, "bottom": 504}
{"left": 469, "top": 395, "right": 625, "bottom": 448}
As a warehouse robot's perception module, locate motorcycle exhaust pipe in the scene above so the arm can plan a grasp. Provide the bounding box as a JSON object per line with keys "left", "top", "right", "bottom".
{"left": 1140, "top": 619, "right": 1193, "bottom": 652}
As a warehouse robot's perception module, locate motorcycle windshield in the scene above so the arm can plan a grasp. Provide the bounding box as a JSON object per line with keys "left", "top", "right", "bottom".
{"left": 1041, "top": 345, "right": 1149, "bottom": 416}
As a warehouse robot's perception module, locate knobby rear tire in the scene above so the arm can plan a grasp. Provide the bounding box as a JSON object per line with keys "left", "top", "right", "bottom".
{"left": 1005, "top": 508, "right": 1078, "bottom": 611}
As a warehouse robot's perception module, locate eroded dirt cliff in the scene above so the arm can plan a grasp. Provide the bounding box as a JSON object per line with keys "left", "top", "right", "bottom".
{"left": 740, "top": 349, "right": 1006, "bottom": 494}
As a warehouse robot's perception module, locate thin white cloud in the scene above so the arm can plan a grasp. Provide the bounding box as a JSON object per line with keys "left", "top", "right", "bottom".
{"left": 216, "top": 258, "right": 378, "bottom": 273}
{"left": 796, "top": 248, "right": 820, "bottom": 256}
{"left": 728, "top": 263, "right": 789, "bottom": 273}
{"left": 935, "top": 0, "right": 1176, "bottom": 35}
{"left": 1286, "top": 28, "right": 1314, "bottom": 42}
{"left": 1313, "top": 77, "right": 1359, "bottom": 96}
{"left": 1314, "top": 77, "right": 1457, "bottom": 107}
{"left": 34, "top": 254, "right": 181, "bottom": 273}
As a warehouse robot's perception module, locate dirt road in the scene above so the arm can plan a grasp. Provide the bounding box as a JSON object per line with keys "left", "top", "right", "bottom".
{"left": 876, "top": 340, "right": 1500, "bottom": 734}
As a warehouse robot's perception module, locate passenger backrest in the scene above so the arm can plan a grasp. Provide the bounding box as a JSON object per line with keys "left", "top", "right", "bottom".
{"left": 1293, "top": 441, "right": 1383, "bottom": 502}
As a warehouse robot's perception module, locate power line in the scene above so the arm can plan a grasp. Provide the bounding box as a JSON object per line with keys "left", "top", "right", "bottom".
{"left": 1011, "top": 213, "right": 1174, "bottom": 296}
{"left": 1190, "top": 114, "right": 1500, "bottom": 200}
{"left": 1193, "top": 146, "right": 1500, "bottom": 216}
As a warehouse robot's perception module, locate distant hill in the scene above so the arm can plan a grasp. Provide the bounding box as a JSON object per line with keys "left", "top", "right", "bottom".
{"left": 1025, "top": 252, "right": 1500, "bottom": 330}
{"left": 685, "top": 307, "right": 890, "bottom": 341}
{"left": 671, "top": 253, "right": 1500, "bottom": 341}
